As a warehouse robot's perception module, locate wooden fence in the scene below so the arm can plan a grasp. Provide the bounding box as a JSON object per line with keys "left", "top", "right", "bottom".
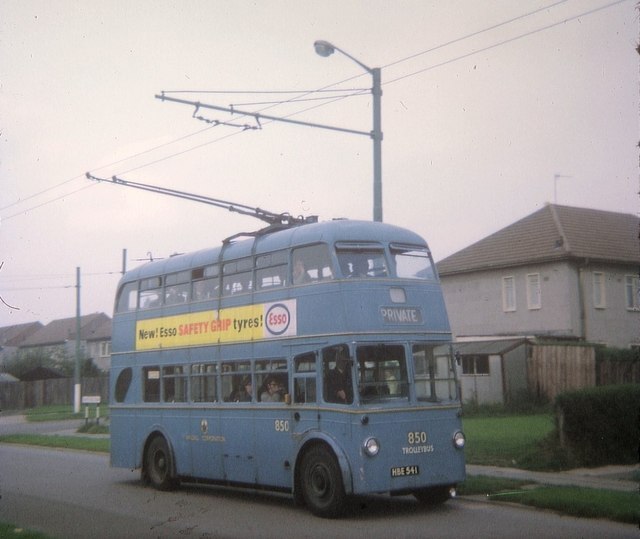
{"left": 528, "top": 344, "right": 596, "bottom": 401}
{"left": 597, "top": 359, "right": 640, "bottom": 385}
{"left": 0, "top": 376, "right": 109, "bottom": 411}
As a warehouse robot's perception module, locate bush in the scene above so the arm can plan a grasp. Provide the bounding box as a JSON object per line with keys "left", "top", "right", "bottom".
{"left": 555, "top": 384, "right": 640, "bottom": 466}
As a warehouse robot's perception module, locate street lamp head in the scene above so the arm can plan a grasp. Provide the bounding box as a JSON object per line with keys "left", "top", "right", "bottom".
{"left": 314, "top": 40, "right": 335, "bottom": 58}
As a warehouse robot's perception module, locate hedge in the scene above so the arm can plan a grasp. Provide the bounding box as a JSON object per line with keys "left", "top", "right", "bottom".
{"left": 555, "top": 384, "right": 640, "bottom": 466}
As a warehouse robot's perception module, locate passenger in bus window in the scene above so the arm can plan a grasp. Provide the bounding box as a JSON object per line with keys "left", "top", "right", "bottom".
{"left": 232, "top": 376, "right": 252, "bottom": 402}
{"left": 384, "top": 367, "right": 398, "bottom": 395}
{"left": 260, "top": 376, "right": 284, "bottom": 402}
{"left": 292, "top": 258, "right": 311, "bottom": 285}
{"left": 325, "top": 348, "right": 353, "bottom": 404}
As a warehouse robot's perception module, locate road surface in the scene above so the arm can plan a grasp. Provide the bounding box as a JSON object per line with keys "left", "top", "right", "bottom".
{"left": 0, "top": 443, "right": 636, "bottom": 538}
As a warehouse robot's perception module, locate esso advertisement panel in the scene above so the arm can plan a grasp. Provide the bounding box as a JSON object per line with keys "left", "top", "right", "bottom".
{"left": 136, "top": 299, "right": 297, "bottom": 350}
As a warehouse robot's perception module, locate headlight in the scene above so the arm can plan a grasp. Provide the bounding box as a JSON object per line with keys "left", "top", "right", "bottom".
{"left": 363, "top": 437, "right": 380, "bottom": 456}
{"left": 453, "top": 431, "right": 465, "bottom": 449}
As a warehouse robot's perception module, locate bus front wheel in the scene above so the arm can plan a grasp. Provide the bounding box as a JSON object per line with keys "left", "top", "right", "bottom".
{"left": 144, "top": 436, "right": 178, "bottom": 491}
{"left": 300, "top": 446, "right": 346, "bottom": 518}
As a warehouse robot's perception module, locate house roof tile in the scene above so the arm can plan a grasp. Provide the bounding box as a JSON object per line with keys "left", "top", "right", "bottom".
{"left": 0, "top": 321, "right": 44, "bottom": 347}
{"left": 19, "top": 313, "right": 111, "bottom": 347}
{"left": 437, "top": 204, "right": 639, "bottom": 275}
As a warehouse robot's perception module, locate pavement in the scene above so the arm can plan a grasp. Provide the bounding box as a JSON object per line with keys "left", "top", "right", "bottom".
{"left": 1, "top": 412, "right": 637, "bottom": 493}
{"left": 466, "top": 464, "right": 638, "bottom": 493}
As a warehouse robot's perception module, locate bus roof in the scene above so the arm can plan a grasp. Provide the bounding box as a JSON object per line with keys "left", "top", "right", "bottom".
{"left": 121, "top": 219, "right": 429, "bottom": 283}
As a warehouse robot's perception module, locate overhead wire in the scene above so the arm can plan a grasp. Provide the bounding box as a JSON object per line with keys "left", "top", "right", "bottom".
{"left": 384, "top": 0, "right": 630, "bottom": 86}
{"left": 1, "top": 0, "right": 625, "bottom": 221}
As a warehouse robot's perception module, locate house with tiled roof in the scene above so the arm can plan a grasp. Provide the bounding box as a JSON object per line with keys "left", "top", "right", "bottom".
{"left": 437, "top": 204, "right": 639, "bottom": 348}
{"left": 0, "top": 321, "right": 43, "bottom": 366}
{"left": 18, "top": 313, "right": 112, "bottom": 371}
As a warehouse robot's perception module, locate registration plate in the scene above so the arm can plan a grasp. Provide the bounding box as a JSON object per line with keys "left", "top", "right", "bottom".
{"left": 390, "top": 465, "right": 420, "bottom": 477}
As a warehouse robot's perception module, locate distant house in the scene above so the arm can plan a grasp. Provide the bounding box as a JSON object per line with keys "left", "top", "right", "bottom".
{"left": 20, "top": 366, "right": 66, "bottom": 381}
{"left": 437, "top": 204, "right": 639, "bottom": 348}
{"left": 18, "top": 313, "right": 112, "bottom": 371}
{"left": 0, "top": 321, "right": 43, "bottom": 366}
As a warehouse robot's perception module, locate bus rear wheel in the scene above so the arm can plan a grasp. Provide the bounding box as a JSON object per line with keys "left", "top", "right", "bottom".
{"left": 144, "top": 436, "right": 178, "bottom": 491}
{"left": 300, "top": 446, "right": 346, "bottom": 518}
{"left": 413, "top": 485, "right": 452, "bottom": 505}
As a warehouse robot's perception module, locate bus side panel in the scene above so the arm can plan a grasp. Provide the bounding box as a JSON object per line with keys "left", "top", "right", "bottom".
{"left": 110, "top": 408, "right": 140, "bottom": 468}
{"left": 220, "top": 407, "right": 256, "bottom": 484}
{"left": 189, "top": 409, "right": 224, "bottom": 481}
{"left": 162, "top": 409, "right": 193, "bottom": 477}
{"left": 253, "top": 406, "right": 295, "bottom": 488}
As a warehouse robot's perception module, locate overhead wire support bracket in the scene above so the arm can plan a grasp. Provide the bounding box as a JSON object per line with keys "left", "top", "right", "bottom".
{"left": 155, "top": 92, "right": 372, "bottom": 139}
{"left": 85, "top": 173, "right": 316, "bottom": 228}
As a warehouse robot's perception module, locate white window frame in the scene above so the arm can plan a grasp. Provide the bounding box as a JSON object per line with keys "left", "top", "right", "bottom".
{"left": 625, "top": 275, "right": 639, "bottom": 311}
{"left": 526, "top": 273, "right": 541, "bottom": 310}
{"left": 502, "top": 276, "right": 516, "bottom": 312}
{"left": 592, "top": 272, "right": 606, "bottom": 309}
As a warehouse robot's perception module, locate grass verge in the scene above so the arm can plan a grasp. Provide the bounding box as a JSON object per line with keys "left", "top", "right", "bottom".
{"left": 24, "top": 405, "right": 84, "bottom": 422}
{"left": 458, "top": 475, "right": 638, "bottom": 525}
{"left": 487, "top": 485, "right": 639, "bottom": 524}
{"left": 0, "top": 434, "right": 109, "bottom": 453}
{"left": 0, "top": 522, "right": 50, "bottom": 538}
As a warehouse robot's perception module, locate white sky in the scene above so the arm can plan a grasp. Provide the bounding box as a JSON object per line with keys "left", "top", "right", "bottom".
{"left": 1, "top": 0, "right": 637, "bottom": 326}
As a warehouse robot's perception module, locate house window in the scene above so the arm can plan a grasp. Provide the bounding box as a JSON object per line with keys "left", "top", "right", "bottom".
{"left": 625, "top": 275, "right": 639, "bottom": 310}
{"left": 526, "top": 273, "right": 541, "bottom": 310}
{"left": 461, "top": 355, "right": 489, "bottom": 375}
{"left": 99, "top": 341, "right": 111, "bottom": 357}
{"left": 502, "top": 276, "right": 516, "bottom": 312}
{"left": 593, "top": 272, "right": 606, "bottom": 309}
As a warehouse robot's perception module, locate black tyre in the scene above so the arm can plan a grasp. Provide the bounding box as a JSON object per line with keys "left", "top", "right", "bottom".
{"left": 413, "top": 485, "right": 452, "bottom": 505}
{"left": 144, "top": 436, "right": 178, "bottom": 491}
{"left": 300, "top": 446, "right": 346, "bottom": 518}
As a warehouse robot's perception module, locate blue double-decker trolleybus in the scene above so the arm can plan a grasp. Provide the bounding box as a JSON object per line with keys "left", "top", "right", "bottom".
{"left": 109, "top": 216, "right": 466, "bottom": 518}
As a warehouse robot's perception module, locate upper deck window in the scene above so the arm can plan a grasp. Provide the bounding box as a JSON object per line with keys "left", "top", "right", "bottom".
{"left": 256, "top": 251, "right": 287, "bottom": 290}
{"left": 139, "top": 277, "right": 162, "bottom": 309}
{"left": 391, "top": 244, "right": 435, "bottom": 280}
{"left": 115, "top": 281, "right": 138, "bottom": 312}
{"left": 192, "top": 265, "right": 219, "bottom": 301}
{"left": 292, "top": 244, "right": 333, "bottom": 284}
{"left": 335, "top": 242, "right": 388, "bottom": 278}
{"left": 223, "top": 258, "right": 253, "bottom": 296}
{"left": 165, "top": 270, "right": 191, "bottom": 305}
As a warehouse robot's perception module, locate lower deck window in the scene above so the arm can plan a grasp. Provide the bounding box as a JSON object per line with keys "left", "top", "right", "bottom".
{"left": 413, "top": 345, "right": 458, "bottom": 401}
{"left": 356, "top": 344, "right": 408, "bottom": 401}
{"left": 143, "top": 367, "right": 160, "bottom": 402}
{"left": 191, "top": 364, "right": 217, "bottom": 402}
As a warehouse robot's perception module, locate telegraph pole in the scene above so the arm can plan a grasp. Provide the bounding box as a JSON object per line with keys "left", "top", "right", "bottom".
{"left": 74, "top": 267, "right": 81, "bottom": 413}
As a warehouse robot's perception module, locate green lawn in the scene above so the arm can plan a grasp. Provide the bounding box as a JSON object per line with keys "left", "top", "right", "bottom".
{"left": 462, "top": 414, "right": 560, "bottom": 469}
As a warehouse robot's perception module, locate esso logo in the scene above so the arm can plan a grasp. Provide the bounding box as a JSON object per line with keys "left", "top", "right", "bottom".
{"left": 265, "top": 303, "right": 290, "bottom": 335}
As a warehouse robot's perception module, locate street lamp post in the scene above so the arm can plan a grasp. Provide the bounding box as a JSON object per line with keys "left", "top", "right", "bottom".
{"left": 314, "top": 40, "right": 383, "bottom": 222}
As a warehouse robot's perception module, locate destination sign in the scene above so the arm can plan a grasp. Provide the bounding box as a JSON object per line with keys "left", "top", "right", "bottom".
{"left": 380, "top": 306, "right": 423, "bottom": 324}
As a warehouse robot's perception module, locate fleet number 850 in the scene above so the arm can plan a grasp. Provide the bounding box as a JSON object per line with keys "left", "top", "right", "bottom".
{"left": 407, "top": 431, "right": 428, "bottom": 444}
{"left": 275, "top": 419, "right": 290, "bottom": 432}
